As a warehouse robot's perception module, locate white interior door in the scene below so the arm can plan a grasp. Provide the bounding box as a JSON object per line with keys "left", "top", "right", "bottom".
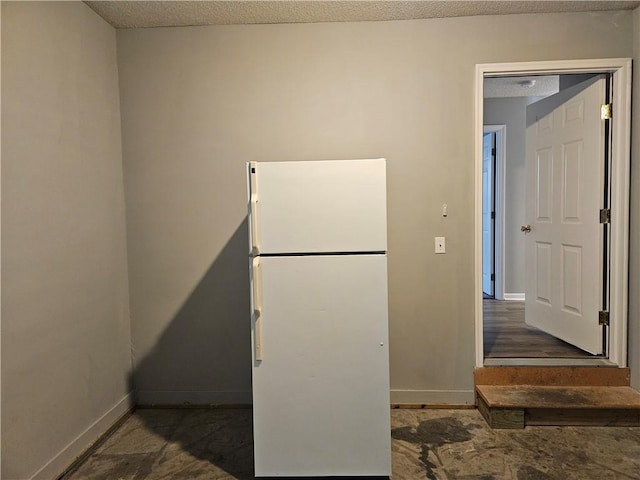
{"left": 524, "top": 76, "right": 606, "bottom": 354}
{"left": 251, "top": 254, "right": 391, "bottom": 477}
{"left": 482, "top": 132, "right": 494, "bottom": 296}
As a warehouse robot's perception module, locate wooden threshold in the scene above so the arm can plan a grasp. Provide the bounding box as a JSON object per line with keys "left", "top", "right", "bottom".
{"left": 475, "top": 366, "right": 630, "bottom": 386}
{"left": 483, "top": 357, "right": 615, "bottom": 367}
{"left": 391, "top": 404, "right": 475, "bottom": 409}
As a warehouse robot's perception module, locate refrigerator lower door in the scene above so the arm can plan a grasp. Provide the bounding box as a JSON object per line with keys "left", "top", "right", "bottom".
{"left": 252, "top": 254, "right": 391, "bottom": 477}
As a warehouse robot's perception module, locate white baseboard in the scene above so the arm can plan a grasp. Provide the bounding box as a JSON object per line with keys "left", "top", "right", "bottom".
{"left": 135, "top": 390, "right": 252, "bottom": 406}
{"left": 390, "top": 389, "right": 475, "bottom": 406}
{"left": 503, "top": 293, "right": 525, "bottom": 301}
{"left": 30, "top": 393, "right": 133, "bottom": 480}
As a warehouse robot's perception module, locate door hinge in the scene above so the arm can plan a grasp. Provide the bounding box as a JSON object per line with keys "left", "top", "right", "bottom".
{"left": 491, "top": 273, "right": 495, "bottom": 281}
{"left": 599, "top": 311, "right": 610, "bottom": 326}
{"left": 601, "top": 103, "right": 612, "bottom": 120}
{"left": 491, "top": 148, "right": 496, "bottom": 157}
{"left": 600, "top": 208, "right": 610, "bottom": 224}
{"left": 491, "top": 211, "right": 495, "bottom": 219}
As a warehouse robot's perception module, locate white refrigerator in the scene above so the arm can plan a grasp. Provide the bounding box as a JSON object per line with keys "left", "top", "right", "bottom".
{"left": 247, "top": 159, "right": 391, "bottom": 477}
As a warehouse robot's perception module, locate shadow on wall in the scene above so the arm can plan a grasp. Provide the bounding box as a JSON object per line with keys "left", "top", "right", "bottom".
{"left": 130, "top": 218, "right": 252, "bottom": 403}
{"left": 127, "top": 218, "right": 255, "bottom": 478}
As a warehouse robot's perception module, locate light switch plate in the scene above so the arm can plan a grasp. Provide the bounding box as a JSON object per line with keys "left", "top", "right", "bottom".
{"left": 435, "top": 237, "right": 446, "bottom": 254}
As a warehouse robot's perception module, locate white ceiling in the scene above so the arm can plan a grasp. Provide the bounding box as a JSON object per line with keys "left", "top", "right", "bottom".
{"left": 484, "top": 75, "right": 560, "bottom": 98}
{"left": 84, "top": 1, "right": 640, "bottom": 29}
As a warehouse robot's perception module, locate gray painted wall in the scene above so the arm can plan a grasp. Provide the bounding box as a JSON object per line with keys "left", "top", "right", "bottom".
{"left": 630, "top": 6, "right": 640, "bottom": 390}
{"left": 559, "top": 73, "right": 598, "bottom": 90}
{"left": 116, "top": 10, "right": 633, "bottom": 406}
{"left": 483, "top": 97, "right": 528, "bottom": 295}
{"left": 1, "top": 3, "right": 132, "bottom": 479}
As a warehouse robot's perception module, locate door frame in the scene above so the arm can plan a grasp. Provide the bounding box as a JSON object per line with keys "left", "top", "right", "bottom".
{"left": 474, "top": 58, "right": 632, "bottom": 368}
{"left": 483, "top": 125, "right": 506, "bottom": 301}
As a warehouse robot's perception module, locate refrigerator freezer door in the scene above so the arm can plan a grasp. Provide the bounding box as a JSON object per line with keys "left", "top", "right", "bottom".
{"left": 252, "top": 254, "right": 391, "bottom": 477}
{"left": 249, "top": 159, "right": 387, "bottom": 254}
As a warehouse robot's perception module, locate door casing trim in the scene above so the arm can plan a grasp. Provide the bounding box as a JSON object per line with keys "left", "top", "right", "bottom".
{"left": 474, "top": 58, "right": 632, "bottom": 368}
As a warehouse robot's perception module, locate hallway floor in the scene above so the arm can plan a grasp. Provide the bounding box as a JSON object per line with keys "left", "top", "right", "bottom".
{"left": 62, "top": 408, "right": 640, "bottom": 480}
{"left": 483, "top": 299, "right": 592, "bottom": 358}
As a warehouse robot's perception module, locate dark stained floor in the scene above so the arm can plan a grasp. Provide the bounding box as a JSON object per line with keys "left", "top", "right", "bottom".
{"left": 483, "top": 299, "right": 592, "bottom": 358}
{"left": 62, "top": 408, "right": 640, "bottom": 480}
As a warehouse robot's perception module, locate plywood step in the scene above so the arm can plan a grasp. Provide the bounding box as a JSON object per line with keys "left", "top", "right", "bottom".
{"left": 476, "top": 385, "right": 640, "bottom": 429}
{"left": 475, "top": 366, "right": 630, "bottom": 386}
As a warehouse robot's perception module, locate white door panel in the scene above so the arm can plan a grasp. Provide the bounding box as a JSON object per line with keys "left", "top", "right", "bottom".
{"left": 249, "top": 159, "right": 387, "bottom": 254}
{"left": 525, "top": 76, "right": 606, "bottom": 354}
{"left": 251, "top": 254, "right": 391, "bottom": 477}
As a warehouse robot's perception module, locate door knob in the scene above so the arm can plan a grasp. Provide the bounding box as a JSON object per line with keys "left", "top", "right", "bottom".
{"left": 521, "top": 225, "right": 532, "bottom": 234}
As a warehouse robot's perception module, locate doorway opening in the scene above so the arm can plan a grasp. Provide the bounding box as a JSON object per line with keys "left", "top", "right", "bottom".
{"left": 483, "top": 74, "right": 604, "bottom": 361}
{"left": 474, "top": 59, "right": 631, "bottom": 368}
{"left": 482, "top": 130, "right": 495, "bottom": 299}
{"left": 482, "top": 125, "right": 505, "bottom": 303}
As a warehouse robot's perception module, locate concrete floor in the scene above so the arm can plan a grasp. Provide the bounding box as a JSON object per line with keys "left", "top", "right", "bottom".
{"left": 62, "top": 408, "right": 640, "bottom": 480}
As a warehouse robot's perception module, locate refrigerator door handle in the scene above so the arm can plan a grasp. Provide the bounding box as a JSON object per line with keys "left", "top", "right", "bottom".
{"left": 252, "top": 257, "right": 264, "bottom": 361}
{"left": 249, "top": 163, "right": 260, "bottom": 255}
{"left": 250, "top": 197, "right": 260, "bottom": 255}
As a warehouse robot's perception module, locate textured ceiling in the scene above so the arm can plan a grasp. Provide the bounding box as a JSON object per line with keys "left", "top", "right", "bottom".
{"left": 84, "top": 1, "right": 640, "bottom": 29}
{"left": 484, "top": 75, "right": 560, "bottom": 98}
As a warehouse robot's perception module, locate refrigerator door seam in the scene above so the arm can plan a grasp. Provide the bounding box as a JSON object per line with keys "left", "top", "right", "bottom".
{"left": 259, "top": 251, "right": 386, "bottom": 257}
